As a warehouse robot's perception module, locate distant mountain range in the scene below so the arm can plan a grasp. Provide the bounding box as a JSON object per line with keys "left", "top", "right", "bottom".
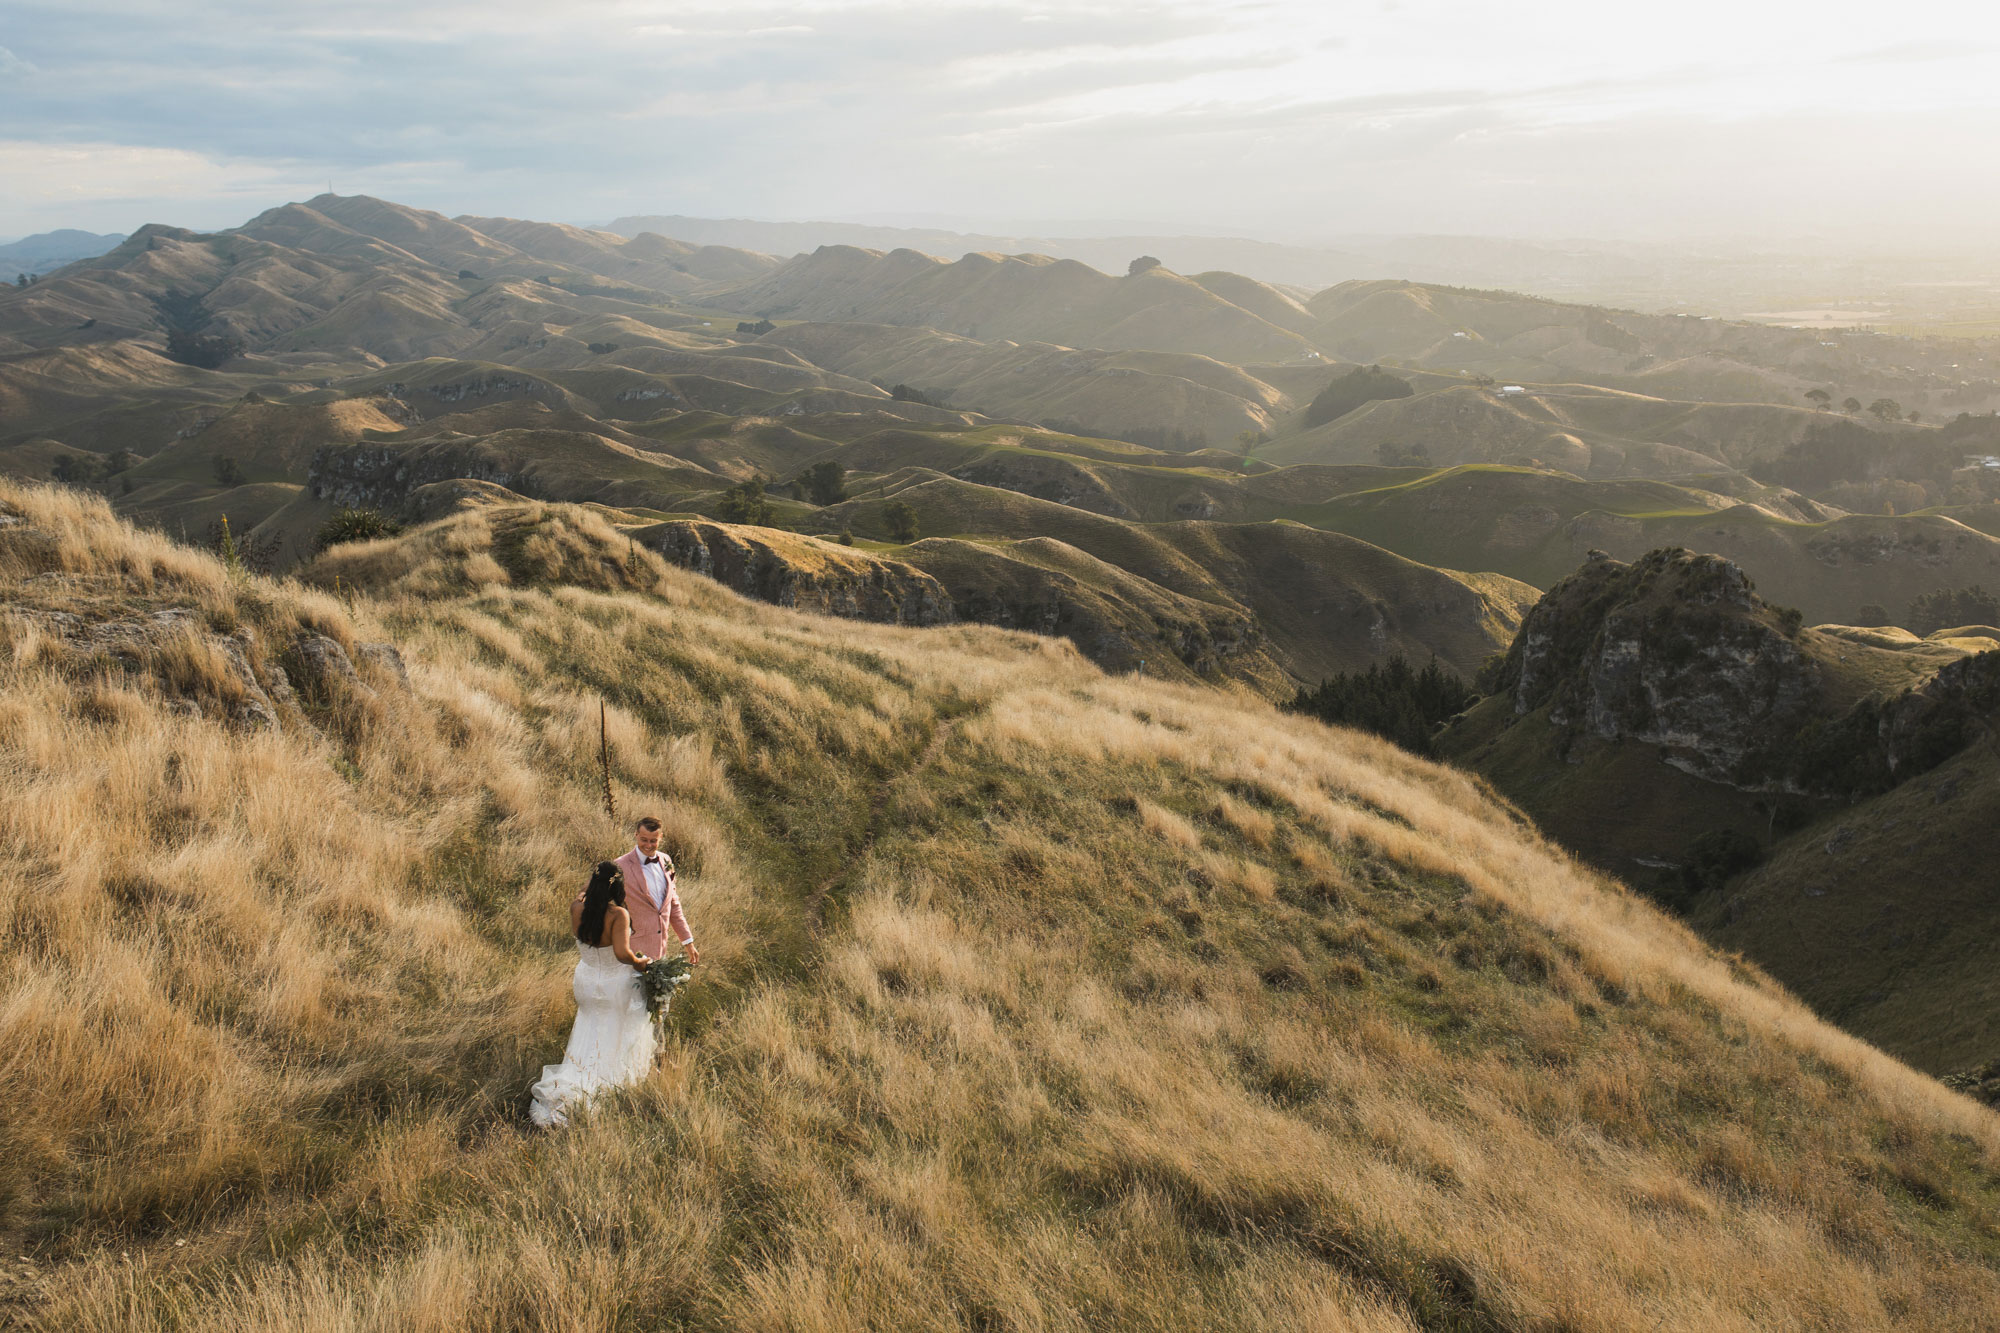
{"left": 0, "top": 228, "right": 124, "bottom": 277}
{"left": 604, "top": 214, "right": 2000, "bottom": 318}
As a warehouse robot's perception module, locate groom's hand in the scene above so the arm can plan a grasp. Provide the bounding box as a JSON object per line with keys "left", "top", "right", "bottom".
{"left": 685, "top": 942, "right": 701, "bottom": 966}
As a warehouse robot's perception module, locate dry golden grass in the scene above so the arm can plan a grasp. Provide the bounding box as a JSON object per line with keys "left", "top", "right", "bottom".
{"left": 2, "top": 479, "right": 1997, "bottom": 1331}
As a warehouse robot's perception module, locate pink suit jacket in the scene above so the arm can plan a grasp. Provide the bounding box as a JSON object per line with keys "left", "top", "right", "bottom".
{"left": 613, "top": 848, "right": 692, "bottom": 958}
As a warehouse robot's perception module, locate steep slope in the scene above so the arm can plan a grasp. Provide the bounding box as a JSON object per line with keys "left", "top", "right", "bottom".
{"left": 3, "top": 481, "right": 1998, "bottom": 1330}
{"left": 1700, "top": 738, "right": 2000, "bottom": 1075}
{"left": 1440, "top": 548, "right": 2000, "bottom": 1071}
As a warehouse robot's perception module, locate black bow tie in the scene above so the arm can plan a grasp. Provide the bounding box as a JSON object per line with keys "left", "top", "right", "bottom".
{"left": 642, "top": 856, "right": 662, "bottom": 865}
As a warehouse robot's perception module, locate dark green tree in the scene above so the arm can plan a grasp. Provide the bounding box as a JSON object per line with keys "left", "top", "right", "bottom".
{"left": 799, "top": 460, "right": 848, "bottom": 506}
{"left": 1804, "top": 388, "right": 1832, "bottom": 409}
{"left": 1907, "top": 585, "right": 2000, "bottom": 634}
{"left": 50, "top": 454, "right": 99, "bottom": 486}
{"left": 1127, "top": 255, "right": 1162, "bottom": 276}
{"left": 1283, "top": 656, "right": 1476, "bottom": 757}
{"left": 1304, "top": 365, "right": 1414, "bottom": 429}
{"left": 714, "top": 476, "right": 774, "bottom": 526}
{"left": 212, "top": 455, "right": 246, "bottom": 487}
{"left": 883, "top": 500, "right": 919, "bottom": 544}
{"left": 1867, "top": 398, "right": 1904, "bottom": 422}
{"left": 165, "top": 328, "right": 244, "bottom": 369}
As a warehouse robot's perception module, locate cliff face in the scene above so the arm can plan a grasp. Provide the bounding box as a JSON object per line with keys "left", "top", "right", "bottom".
{"left": 1488, "top": 546, "right": 1999, "bottom": 798}
{"left": 640, "top": 520, "right": 956, "bottom": 627}
{"left": 1501, "top": 548, "right": 1821, "bottom": 786}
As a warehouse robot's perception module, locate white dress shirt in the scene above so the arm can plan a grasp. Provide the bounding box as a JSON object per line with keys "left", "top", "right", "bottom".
{"left": 635, "top": 848, "right": 668, "bottom": 908}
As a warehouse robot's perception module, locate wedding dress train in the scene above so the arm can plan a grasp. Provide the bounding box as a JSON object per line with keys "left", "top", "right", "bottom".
{"left": 529, "top": 943, "right": 656, "bottom": 1127}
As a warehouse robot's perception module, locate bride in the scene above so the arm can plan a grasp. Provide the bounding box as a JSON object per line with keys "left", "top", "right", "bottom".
{"left": 529, "top": 860, "right": 657, "bottom": 1128}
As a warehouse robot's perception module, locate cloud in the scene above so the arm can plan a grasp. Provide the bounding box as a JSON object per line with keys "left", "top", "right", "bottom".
{"left": 3, "top": 0, "right": 2000, "bottom": 244}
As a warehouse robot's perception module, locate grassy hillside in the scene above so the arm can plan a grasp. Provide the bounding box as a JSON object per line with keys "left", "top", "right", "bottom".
{"left": 1439, "top": 547, "right": 2000, "bottom": 1075}
{"left": 3, "top": 480, "right": 1998, "bottom": 1330}
{"left": 1699, "top": 739, "right": 2000, "bottom": 1075}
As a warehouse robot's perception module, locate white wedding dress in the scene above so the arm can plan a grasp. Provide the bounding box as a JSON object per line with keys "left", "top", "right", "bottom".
{"left": 529, "top": 943, "right": 656, "bottom": 1128}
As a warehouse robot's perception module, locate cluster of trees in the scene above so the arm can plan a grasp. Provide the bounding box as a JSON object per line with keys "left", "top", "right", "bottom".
{"left": 889, "top": 383, "right": 949, "bottom": 409}
{"left": 1803, "top": 388, "right": 1919, "bottom": 423}
{"left": 164, "top": 328, "right": 245, "bottom": 369}
{"left": 50, "top": 449, "right": 140, "bottom": 488}
{"left": 14, "top": 273, "right": 40, "bottom": 288}
{"left": 1907, "top": 585, "right": 2000, "bottom": 634}
{"left": 586, "top": 341, "right": 620, "bottom": 355}
{"left": 1750, "top": 419, "right": 1960, "bottom": 496}
{"left": 714, "top": 476, "right": 774, "bottom": 526}
{"left": 1661, "top": 828, "right": 1764, "bottom": 913}
{"left": 736, "top": 319, "right": 776, "bottom": 335}
{"left": 1283, "top": 656, "right": 1476, "bottom": 758}
{"left": 1303, "top": 365, "right": 1414, "bottom": 429}
{"left": 1127, "top": 256, "right": 1162, "bottom": 276}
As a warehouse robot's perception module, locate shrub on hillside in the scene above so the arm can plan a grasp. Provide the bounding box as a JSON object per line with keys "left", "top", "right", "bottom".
{"left": 213, "top": 455, "right": 246, "bottom": 487}
{"left": 1283, "top": 656, "right": 1475, "bottom": 757}
{"left": 736, "top": 319, "right": 776, "bottom": 335}
{"left": 317, "top": 507, "right": 403, "bottom": 551}
{"left": 1908, "top": 585, "right": 2000, "bottom": 634}
{"left": 164, "top": 327, "right": 245, "bottom": 369}
{"left": 587, "top": 342, "right": 619, "bottom": 355}
{"left": 1303, "top": 365, "right": 1414, "bottom": 429}
{"left": 208, "top": 515, "right": 285, "bottom": 575}
{"left": 1376, "top": 441, "right": 1432, "bottom": 468}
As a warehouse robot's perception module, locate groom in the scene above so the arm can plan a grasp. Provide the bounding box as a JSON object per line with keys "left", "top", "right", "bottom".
{"left": 613, "top": 816, "right": 700, "bottom": 967}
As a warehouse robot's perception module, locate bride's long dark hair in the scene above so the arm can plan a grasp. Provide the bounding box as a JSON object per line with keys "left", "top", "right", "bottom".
{"left": 576, "top": 861, "right": 626, "bottom": 945}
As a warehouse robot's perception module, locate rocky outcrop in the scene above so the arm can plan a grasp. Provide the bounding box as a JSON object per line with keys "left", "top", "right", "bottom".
{"left": 1498, "top": 548, "right": 1824, "bottom": 787}
{"left": 1491, "top": 546, "right": 1999, "bottom": 797}
{"left": 641, "top": 520, "right": 956, "bottom": 627}
{"left": 13, "top": 605, "right": 306, "bottom": 732}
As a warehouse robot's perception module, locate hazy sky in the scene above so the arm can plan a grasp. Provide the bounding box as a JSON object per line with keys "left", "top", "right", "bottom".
{"left": 3, "top": 0, "right": 1998, "bottom": 245}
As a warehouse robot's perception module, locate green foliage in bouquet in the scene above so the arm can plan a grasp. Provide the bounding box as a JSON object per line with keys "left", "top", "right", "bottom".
{"left": 639, "top": 955, "right": 692, "bottom": 1017}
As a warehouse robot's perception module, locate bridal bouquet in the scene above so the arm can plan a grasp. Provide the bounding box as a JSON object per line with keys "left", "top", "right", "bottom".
{"left": 639, "top": 955, "right": 693, "bottom": 1018}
